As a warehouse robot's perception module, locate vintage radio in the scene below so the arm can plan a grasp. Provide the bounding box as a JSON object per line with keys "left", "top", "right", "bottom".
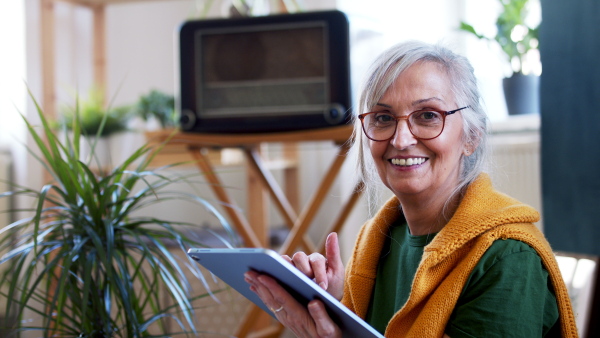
{"left": 178, "top": 10, "right": 351, "bottom": 133}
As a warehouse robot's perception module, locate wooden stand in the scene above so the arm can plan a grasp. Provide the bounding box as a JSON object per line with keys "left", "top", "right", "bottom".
{"left": 147, "top": 125, "right": 363, "bottom": 337}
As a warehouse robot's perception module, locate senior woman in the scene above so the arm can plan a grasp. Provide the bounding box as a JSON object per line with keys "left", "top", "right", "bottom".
{"left": 245, "top": 41, "right": 577, "bottom": 337}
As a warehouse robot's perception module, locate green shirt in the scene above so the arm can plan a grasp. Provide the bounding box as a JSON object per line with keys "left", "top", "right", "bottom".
{"left": 366, "top": 222, "right": 560, "bottom": 337}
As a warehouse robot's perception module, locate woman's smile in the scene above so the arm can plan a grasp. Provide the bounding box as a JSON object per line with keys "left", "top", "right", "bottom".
{"left": 389, "top": 157, "right": 427, "bottom": 167}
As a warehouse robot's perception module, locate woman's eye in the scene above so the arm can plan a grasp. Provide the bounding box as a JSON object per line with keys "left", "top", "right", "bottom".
{"left": 422, "top": 112, "right": 437, "bottom": 119}
{"left": 414, "top": 111, "right": 441, "bottom": 121}
{"left": 375, "top": 114, "right": 395, "bottom": 123}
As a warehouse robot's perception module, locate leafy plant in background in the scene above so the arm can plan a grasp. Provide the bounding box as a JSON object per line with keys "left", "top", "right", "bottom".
{"left": 0, "top": 94, "right": 236, "bottom": 337}
{"left": 460, "top": 0, "right": 539, "bottom": 74}
{"left": 133, "top": 90, "right": 178, "bottom": 129}
{"left": 60, "top": 87, "right": 132, "bottom": 137}
{"left": 193, "top": 0, "right": 303, "bottom": 18}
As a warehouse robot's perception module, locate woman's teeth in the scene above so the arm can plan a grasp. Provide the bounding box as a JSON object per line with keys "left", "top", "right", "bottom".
{"left": 390, "top": 158, "right": 426, "bottom": 166}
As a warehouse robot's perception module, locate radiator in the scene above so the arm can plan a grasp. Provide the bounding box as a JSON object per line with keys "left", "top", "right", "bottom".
{"left": 488, "top": 130, "right": 542, "bottom": 229}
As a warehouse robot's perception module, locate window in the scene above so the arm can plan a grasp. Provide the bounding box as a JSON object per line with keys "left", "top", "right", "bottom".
{"left": 0, "top": 0, "right": 26, "bottom": 146}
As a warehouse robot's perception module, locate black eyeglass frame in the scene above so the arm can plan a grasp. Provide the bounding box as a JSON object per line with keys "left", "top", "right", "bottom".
{"left": 357, "top": 106, "right": 470, "bottom": 141}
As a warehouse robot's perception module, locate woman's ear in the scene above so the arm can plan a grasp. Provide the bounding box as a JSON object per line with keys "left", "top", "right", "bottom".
{"left": 463, "top": 133, "right": 481, "bottom": 156}
{"left": 463, "top": 143, "right": 474, "bottom": 156}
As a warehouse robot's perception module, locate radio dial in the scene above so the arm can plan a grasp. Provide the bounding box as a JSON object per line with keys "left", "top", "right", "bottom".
{"left": 324, "top": 103, "right": 346, "bottom": 125}
{"left": 180, "top": 109, "right": 197, "bottom": 131}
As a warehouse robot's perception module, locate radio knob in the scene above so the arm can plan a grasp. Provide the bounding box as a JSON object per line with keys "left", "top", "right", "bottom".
{"left": 324, "top": 103, "right": 346, "bottom": 125}
{"left": 180, "top": 109, "right": 197, "bottom": 131}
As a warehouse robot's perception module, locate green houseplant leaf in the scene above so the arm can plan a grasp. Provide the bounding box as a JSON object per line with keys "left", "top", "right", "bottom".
{"left": 459, "top": 0, "right": 539, "bottom": 74}
{"left": 133, "top": 90, "right": 177, "bottom": 129}
{"left": 60, "top": 87, "right": 133, "bottom": 137}
{"left": 0, "top": 92, "right": 238, "bottom": 337}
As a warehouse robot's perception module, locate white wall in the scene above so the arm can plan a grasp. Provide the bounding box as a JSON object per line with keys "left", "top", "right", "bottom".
{"left": 0, "top": 0, "right": 26, "bottom": 145}
{"left": 0, "top": 0, "right": 26, "bottom": 222}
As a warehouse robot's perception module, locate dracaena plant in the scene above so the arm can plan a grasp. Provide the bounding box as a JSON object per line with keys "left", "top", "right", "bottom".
{"left": 0, "top": 94, "right": 237, "bottom": 337}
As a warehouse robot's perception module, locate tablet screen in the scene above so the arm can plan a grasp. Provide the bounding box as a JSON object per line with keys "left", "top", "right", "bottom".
{"left": 187, "top": 248, "right": 383, "bottom": 338}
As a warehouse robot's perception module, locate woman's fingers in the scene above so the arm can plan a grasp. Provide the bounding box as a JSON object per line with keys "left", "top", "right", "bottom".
{"left": 292, "top": 251, "right": 331, "bottom": 291}
{"left": 288, "top": 233, "right": 345, "bottom": 299}
{"left": 324, "top": 232, "right": 345, "bottom": 300}
{"left": 245, "top": 270, "right": 341, "bottom": 338}
{"left": 308, "top": 300, "right": 342, "bottom": 338}
{"left": 245, "top": 271, "right": 299, "bottom": 315}
{"left": 325, "top": 233, "right": 344, "bottom": 274}
{"left": 308, "top": 253, "right": 328, "bottom": 290}
{"left": 291, "top": 251, "right": 314, "bottom": 278}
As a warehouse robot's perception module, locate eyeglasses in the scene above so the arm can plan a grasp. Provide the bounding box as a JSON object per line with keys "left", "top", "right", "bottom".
{"left": 358, "top": 106, "right": 469, "bottom": 141}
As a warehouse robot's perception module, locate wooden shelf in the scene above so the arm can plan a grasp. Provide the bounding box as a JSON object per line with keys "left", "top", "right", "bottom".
{"left": 145, "top": 125, "right": 355, "bottom": 147}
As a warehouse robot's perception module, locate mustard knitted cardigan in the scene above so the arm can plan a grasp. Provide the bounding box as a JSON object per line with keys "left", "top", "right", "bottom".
{"left": 341, "top": 174, "right": 578, "bottom": 337}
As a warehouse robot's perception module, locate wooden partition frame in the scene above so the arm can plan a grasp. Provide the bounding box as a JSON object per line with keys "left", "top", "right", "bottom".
{"left": 147, "top": 125, "right": 362, "bottom": 337}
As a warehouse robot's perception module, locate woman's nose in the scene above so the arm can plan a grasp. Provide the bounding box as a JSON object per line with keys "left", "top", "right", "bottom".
{"left": 390, "top": 119, "right": 417, "bottom": 150}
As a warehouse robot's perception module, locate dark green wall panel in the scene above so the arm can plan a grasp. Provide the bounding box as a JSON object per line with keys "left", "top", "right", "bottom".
{"left": 540, "top": 0, "right": 600, "bottom": 256}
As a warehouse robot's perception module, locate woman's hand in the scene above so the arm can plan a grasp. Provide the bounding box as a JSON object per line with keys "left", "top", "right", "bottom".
{"left": 282, "top": 232, "right": 345, "bottom": 300}
{"left": 244, "top": 270, "right": 342, "bottom": 338}
{"left": 243, "top": 232, "right": 345, "bottom": 337}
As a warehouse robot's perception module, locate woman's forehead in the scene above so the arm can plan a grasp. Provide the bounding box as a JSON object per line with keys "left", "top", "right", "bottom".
{"left": 376, "top": 62, "right": 455, "bottom": 107}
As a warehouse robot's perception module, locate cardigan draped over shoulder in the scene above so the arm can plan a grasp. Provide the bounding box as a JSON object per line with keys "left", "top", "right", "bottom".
{"left": 340, "top": 173, "right": 578, "bottom": 337}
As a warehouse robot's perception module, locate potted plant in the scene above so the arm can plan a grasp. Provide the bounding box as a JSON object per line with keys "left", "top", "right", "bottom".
{"left": 60, "top": 87, "right": 132, "bottom": 137}
{"left": 460, "top": 0, "right": 540, "bottom": 115}
{"left": 0, "top": 94, "right": 237, "bottom": 337}
{"left": 193, "top": 0, "right": 302, "bottom": 18}
{"left": 133, "top": 89, "right": 177, "bottom": 130}
{"left": 59, "top": 87, "right": 133, "bottom": 170}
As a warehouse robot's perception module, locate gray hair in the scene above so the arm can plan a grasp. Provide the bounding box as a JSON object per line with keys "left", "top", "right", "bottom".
{"left": 350, "top": 40, "right": 489, "bottom": 212}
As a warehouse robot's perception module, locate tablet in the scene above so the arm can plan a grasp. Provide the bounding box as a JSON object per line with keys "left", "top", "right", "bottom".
{"left": 187, "top": 248, "right": 384, "bottom": 338}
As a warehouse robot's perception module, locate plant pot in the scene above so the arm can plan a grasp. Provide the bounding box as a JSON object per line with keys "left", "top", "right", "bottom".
{"left": 502, "top": 73, "right": 540, "bottom": 115}
{"left": 80, "top": 136, "right": 111, "bottom": 170}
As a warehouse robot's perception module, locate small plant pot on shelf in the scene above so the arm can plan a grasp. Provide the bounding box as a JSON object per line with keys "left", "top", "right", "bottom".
{"left": 503, "top": 72, "right": 540, "bottom": 115}
{"left": 80, "top": 136, "right": 111, "bottom": 170}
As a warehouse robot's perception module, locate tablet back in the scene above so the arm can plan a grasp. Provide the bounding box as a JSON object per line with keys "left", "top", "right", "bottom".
{"left": 187, "top": 248, "right": 383, "bottom": 338}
